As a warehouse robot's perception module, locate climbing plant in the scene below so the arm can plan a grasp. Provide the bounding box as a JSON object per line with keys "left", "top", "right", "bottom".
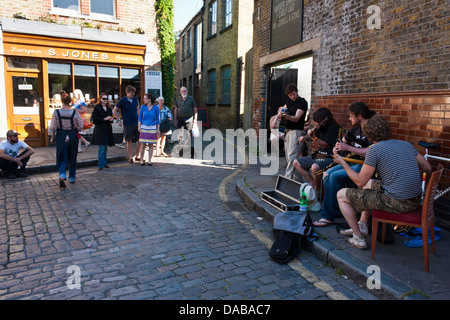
{"left": 155, "top": 0, "right": 176, "bottom": 108}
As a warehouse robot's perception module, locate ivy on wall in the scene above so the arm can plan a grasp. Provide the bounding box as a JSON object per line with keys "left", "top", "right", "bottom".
{"left": 155, "top": 0, "right": 176, "bottom": 108}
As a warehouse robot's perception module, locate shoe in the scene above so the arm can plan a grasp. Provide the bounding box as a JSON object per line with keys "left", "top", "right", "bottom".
{"left": 347, "top": 234, "right": 367, "bottom": 249}
{"left": 98, "top": 167, "right": 103, "bottom": 170}
{"left": 85, "top": 142, "right": 91, "bottom": 151}
{"left": 129, "top": 158, "right": 134, "bottom": 164}
{"left": 147, "top": 163, "right": 152, "bottom": 166}
{"left": 340, "top": 221, "right": 368, "bottom": 238}
{"left": 140, "top": 162, "right": 145, "bottom": 166}
{"left": 5, "top": 173, "right": 16, "bottom": 179}
{"left": 69, "top": 178, "right": 75, "bottom": 184}
{"left": 115, "top": 143, "right": 126, "bottom": 149}
{"left": 78, "top": 149, "right": 83, "bottom": 153}
{"left": 59, "top": 179, "right": 66, "bottom": 188}
{"left": 135, "top": 157, "right": 141, "bottom": 162}
{"left": 313, "top": 219, "right": 335, "bottom": 227}
{"left": 15, "top": 172, "right": 28, "bottom": 178}
{"left": 104, "top": 165, "right": 110, "bottom": 169}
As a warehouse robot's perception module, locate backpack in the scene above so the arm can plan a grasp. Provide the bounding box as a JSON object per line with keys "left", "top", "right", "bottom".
{"left": 269, "top": 211, "right": 315, "bottom": 264}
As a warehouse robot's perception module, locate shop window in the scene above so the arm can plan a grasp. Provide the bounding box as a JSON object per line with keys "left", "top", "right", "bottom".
{"left": 121, "top": 68, "right": 141, "bottom": 102}
{"left": 220, "top": 65, "right": 231, "bottom": 105}
{"left": 99, "top": 66, "right": 120, "bottom": 104}
{"left": 48, "top": 62, "right": 73, "bottom": 114}
{"left": 91, "top": 0, "right": 115, "bottom": 17}
{"left": 53, "top": 0, "right": 79, "bottom": 11}
{"left": 7, "top": 57, "right": 40, "bottom": 70}
{"left": 74, "top": 64, "right": 97, "bottom": 107}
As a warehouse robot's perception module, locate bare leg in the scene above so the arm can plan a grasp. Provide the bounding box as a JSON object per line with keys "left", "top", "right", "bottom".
{"left": 337, "top": 188, "right": 363, "bottom": 238}
{"left": 293, "top": 160, "right": 315, "bottom": 189}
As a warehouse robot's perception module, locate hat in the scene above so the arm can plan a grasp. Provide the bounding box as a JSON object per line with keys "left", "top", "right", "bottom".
{"left": 6, "top": 130, "right": 20, "bottom": 137}
{"left": 300, "top": 183, "right": 321, "bottom": 212}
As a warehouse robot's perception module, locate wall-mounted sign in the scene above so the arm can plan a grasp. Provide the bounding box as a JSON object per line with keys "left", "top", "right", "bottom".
{"left": 4, "top": 44, "right": 144, "bottom": 65}
{"left": 270, "top": 0, "right": 303, "bottom": 52}
{"left": 145, "top": 71, "right": 162, "bottom": 98}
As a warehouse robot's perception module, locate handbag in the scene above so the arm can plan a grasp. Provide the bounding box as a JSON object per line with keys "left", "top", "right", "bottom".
{"left": 159, "top": 119, "right": 171, "bottom": 133}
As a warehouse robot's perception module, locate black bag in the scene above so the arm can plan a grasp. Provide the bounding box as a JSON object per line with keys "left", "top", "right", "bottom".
{"left": 160, "top": 119, "right": 171, "bottom": 133}
{"left": 269, "top": 230, "right": 302, "bottom": 264}
{"left": 269, "top": 211, "right": 315, "bottom": 264}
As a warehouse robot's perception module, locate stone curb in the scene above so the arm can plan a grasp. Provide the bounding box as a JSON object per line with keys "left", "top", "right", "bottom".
{"left": 235, "top": 177, "right": 427, "bottom": 300}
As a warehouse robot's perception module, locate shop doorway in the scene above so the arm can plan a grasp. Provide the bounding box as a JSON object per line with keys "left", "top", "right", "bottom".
{"left": 6, "top": 71, "right": 44, "bottom": 147}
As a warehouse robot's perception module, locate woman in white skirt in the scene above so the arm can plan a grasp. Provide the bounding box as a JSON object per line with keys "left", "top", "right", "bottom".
{"left": 138, "top": 94, "right": 160, "bottom": 165}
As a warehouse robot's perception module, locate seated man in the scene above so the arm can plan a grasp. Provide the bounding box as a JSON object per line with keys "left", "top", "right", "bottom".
{"left": 313, "top": 102, "right": 375, "bottom": 227}
{"left": 334, "top": 114, "right": 431, "bottom": 249}
{"left": 293, "top": 107, "right": 340, "bottom": 190}
{"left": 0, "top": 130, "right": 35, "bottom": 179}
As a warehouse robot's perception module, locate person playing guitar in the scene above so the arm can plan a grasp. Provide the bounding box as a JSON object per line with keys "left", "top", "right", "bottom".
{"left": 313, "top": 102, "right": 375, "bottom": 227}
{"left": 292, "top": 107, "right": 340, "bottom": 192}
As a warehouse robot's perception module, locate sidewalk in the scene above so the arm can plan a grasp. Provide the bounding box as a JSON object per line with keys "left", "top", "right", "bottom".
{"left": 236, "top": 167, "right": 450, "bottom": 300}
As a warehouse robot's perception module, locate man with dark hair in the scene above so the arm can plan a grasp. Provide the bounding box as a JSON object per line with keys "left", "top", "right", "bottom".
{"left": 313, "top": 102, "right": 374, "bottom": 227}
{"left": 334, "top": 114, "right": 431, "bottom": 249}
{"left": 0, "top": 130, "right": 35, "bottom": 179}
{"left": 279, "top": 83, "right": 308, "bottom": 179}
{"left": 113, "top": 85, "right": 141, "bottom": 163}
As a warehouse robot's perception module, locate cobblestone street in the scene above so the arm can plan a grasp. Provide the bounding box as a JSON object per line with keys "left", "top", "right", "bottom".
{"left": 0, "top": 157, "right": 376, "bottom": 301}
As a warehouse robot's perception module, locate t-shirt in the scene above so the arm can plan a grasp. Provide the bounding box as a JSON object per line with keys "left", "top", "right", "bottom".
{"left": 116, "top": 96, "right": 139, "bottom": 126}
{"left": 282, "top": 97, "right": 308, "bottom": 130}
{"left": 0, "top": 140, "right": 29, "bottom": 158}
{"left": 364, "top": 139, "right": 421, "bottom": 199}
{"left": 175, "top": 96, "right": 197, "bottom": 119}
{"left": 344, "top": 125, "right": 371, "bottom": 159}
{"left": 316, "top": 122, "right": 340, "bottom": 154}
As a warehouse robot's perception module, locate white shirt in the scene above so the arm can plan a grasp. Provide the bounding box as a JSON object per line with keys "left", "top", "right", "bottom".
{"left": 0, "top": 140, "right": 29, "bottom": 158}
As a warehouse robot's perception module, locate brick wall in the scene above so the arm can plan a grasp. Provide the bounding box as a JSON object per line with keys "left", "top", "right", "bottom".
{"left": 252, "top": 0, "right": 450, "bottom": 199}
{"left": 0, "top": 0, "right": 159, "bottom": 55}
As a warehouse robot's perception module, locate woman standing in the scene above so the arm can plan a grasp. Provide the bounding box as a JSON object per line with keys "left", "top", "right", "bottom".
{"left": 91, "top": 93, "right": 115, "bottom": 170}
{"left": 156, "top": 96, "right": 173, "bottom": 157}
{"left": 50, "top": 91, "right": 84, "bottom": 188}
{"left": 72, "top": 89, "right": 91, "bottom": 152}
{"left": 138, "top": 94, "right": 160, "bottom": 165}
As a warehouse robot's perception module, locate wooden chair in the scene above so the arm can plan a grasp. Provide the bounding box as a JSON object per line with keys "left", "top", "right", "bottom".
{"left": 371, "top": 164, "right": 444, "bottom": 273}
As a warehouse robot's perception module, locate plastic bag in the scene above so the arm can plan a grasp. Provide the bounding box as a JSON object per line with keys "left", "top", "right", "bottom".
{"left": 192, "top": 121, "right": 200, "bottom": 138}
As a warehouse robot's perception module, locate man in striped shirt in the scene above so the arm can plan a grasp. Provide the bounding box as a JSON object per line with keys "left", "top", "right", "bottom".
{"left": 333, "top": 114, "right": 431, "bottom": 249}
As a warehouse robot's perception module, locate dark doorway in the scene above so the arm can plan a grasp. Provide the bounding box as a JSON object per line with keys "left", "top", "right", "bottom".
{"left": 267, "top": 68, "right": 298, "bottom": 126}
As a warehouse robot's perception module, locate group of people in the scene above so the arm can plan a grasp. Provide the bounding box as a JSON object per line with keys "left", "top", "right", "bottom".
{"left": 272, "top": 83, "right": 431, "bottom": 249}
{"left": 0, "top": 85, "right": 198, "bottom": 189}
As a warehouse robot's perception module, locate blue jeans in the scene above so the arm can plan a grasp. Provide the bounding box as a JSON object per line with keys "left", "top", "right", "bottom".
{"left": 98, "top": 145, "right": 107, "bottom": 168}
{"left": 319, "top": 163, "right": 362, "bottom": 221}
{"left": 59, "top": 145, "right": 76, "bottom": 181}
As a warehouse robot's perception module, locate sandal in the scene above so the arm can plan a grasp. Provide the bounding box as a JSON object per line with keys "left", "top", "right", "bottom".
{"left": 129, "top": 158, "right": 134, "bottom": 164}
{"left": 85, "top": 142, "right": 91, "bottom": 151}
{"left": 313, "top": 219, "right": 335, "bottom": 227}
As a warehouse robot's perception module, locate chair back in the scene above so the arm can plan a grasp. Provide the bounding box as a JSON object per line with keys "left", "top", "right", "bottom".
{"left": 422, "top": 163, "right": 444, "bottom": 225}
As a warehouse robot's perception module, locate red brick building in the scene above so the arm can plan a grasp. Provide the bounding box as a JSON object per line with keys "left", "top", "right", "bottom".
{"left": 0, "top": 0, "right": 161, "bottom": 146}
{"left": 251, "top": 0, "right": 449, "bottom": 224}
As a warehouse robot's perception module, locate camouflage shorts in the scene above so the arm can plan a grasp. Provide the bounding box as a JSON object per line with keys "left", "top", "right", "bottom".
{"left": 345, "top": 179, "right": 421, "bottom": 213}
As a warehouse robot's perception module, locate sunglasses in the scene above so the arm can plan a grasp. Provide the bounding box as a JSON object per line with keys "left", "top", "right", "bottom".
{"left": 102, "top": 97, "right": 108, "bottom": 100}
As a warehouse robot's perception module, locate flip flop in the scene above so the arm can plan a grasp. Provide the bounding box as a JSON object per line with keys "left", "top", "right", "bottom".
{"left": 313, "top": 219, "right": 335, "bottom": 227}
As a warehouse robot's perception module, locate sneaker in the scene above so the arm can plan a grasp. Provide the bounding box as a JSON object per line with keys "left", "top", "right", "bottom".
{"left": 15, "top": 171, "right": 28, "bottom": 178}
{"left": 59, "top": 179, "right": 66, "bottom": 188}
{"left": 115, "top": 143, "right": 126, "bottom": 149}
{"left": 347, "top": 234, "right": 367, "bottom": 249}
{"left": 340, "top": 221, "right": 368, "bottom": 238}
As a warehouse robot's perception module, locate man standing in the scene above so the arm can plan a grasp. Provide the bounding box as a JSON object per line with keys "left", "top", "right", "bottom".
{"left": 0, "top": 130, "right": 35, "bottom": 179}
{"left": 313, "top": 102, "right": 375, "bottom": 227}
{"left": 174, "top": 86, "right": 198, "bottom": 130}
{"left": 113, "top": 85, "right": 140, "bottom": 163}
{"left": 280, "top": 83, "right": 308, "bottom": 179}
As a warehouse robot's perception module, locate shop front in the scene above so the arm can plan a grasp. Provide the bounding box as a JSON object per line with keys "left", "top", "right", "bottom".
{"left": 2, "top": 32, "right": 146, "bottom": 147}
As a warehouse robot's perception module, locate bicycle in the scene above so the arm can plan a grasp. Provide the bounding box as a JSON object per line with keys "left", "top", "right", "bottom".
{"left": 418, "top": 140, "right": 450, "bottom": 200}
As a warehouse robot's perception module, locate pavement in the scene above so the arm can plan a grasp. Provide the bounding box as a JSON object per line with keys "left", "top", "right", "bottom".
{"left": 236, "top": 166, "right": 450, "bottom": 300}
{"left": 3, "top": 144, "right": 450, "bottom": 300}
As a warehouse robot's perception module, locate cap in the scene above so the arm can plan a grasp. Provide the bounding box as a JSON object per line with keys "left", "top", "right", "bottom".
{"left": 6, "top": 130, "right": 20, "bottom": 137}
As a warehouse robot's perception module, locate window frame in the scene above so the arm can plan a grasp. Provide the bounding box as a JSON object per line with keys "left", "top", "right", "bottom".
{"left": 220, "top": 65, "right": 231, "bottom": 105}
{"left": 223, "top": 0, "right": 233, "bottom": 29}
{"left": 207, "top": 69, "right": 216, "bottom": 104}
{"left": 208, "top": 0, "right": 218, "bottom": 37}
